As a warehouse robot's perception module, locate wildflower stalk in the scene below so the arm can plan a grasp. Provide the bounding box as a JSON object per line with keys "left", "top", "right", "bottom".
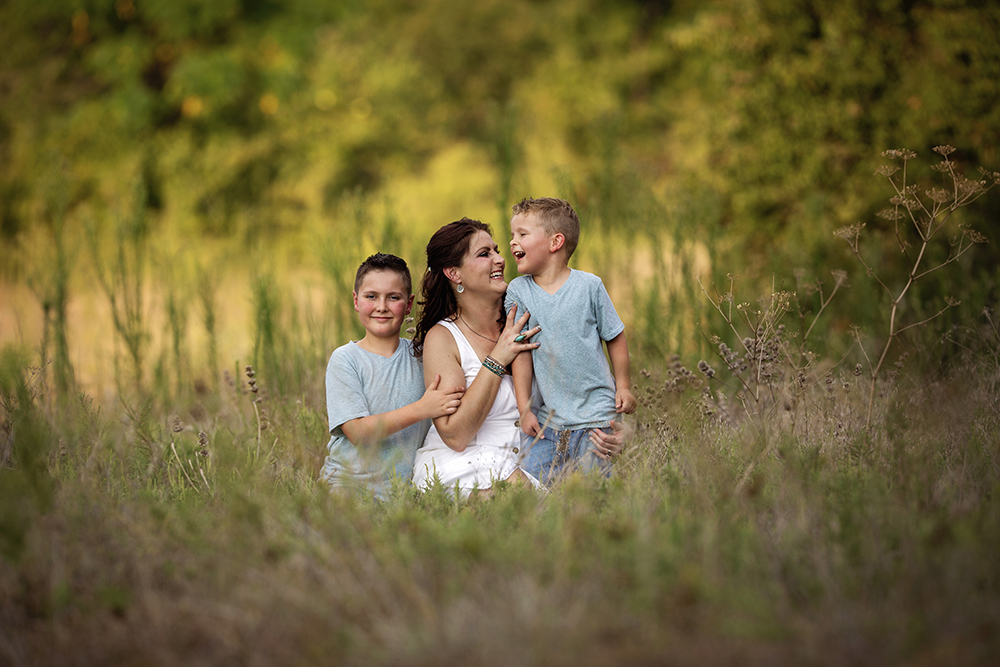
{"left": 836, "top": 147, "right": 998, "bottom": 427}
{"left": 170, "top": 440, "right": 201, "bottom": 495}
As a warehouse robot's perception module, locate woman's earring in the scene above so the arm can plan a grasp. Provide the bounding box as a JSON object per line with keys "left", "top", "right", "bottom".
{"left": 456, "top": 284, "right": 465, "bottom": 294}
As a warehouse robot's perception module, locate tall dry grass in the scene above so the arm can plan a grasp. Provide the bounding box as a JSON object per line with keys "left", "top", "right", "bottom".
{"left": 2, "top": 301, "right": 999, "bottom": 665}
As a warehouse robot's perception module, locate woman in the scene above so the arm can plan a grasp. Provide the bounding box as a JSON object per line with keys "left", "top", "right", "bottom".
{"left": 411, "top": 218, "right": 622, "bottom": 496}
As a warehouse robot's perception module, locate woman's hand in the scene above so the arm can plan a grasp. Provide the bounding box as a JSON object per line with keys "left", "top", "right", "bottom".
{"left": 489, "top": 305, "right": 540, "bottom": 367}
{"left": 589, "top": 419, "right": 630, "bottom": 460}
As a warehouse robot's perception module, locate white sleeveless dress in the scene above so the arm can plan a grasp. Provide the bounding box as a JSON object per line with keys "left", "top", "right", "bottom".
{"left": 412, "top": 320, "right": 540, "bottom": 495}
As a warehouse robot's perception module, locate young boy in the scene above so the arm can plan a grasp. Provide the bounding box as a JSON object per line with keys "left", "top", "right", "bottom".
{"left": 506, "top": 197, "right": 636, "bottom": 484}
{"left": 322, "top": 253, "right": 464, "bottom": 498}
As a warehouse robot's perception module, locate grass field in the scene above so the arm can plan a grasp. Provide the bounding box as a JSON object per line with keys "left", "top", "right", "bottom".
{"left": 3, "top": 147, "right": 1000, "bottom": 664}
{"left": 2, "top": 301, "right": 999, "bottom": 665}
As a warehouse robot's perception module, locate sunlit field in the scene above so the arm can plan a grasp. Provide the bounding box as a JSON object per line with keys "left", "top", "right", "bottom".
{"left": 4, "top": 0, "right": 1000, "bottom": 664}
{"left": 3, "top": 169, "right": 1000, "bottom": 663}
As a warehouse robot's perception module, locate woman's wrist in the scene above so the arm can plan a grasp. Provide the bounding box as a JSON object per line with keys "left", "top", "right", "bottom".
{"left": 482, "top": 356, "right": 506, "bottom": 377}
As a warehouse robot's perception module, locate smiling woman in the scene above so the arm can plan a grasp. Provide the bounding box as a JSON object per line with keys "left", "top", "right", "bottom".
{"left": 408, "top": 218, "right": 544, "bottom": 497}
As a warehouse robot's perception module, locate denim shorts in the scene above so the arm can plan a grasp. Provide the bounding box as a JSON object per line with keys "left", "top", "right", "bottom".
{"left": 519, "top": 424, "right": 612, "bottom": 486}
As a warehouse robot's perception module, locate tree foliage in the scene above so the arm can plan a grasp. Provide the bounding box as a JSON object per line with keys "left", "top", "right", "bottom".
{"left": 1, "top": 0, "right": 998, "bottom": 346}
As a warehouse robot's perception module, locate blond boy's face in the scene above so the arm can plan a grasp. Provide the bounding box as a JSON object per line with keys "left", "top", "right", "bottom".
{"left": 353, "top": 270, "right": 413, "bottom": 340}
{"left": 509, "top": 212, "right": 558, "bottom": 275}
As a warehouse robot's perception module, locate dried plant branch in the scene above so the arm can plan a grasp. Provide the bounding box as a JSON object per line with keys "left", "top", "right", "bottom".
{"left": 840, "top": 147, "right": 997, "bottom": 427}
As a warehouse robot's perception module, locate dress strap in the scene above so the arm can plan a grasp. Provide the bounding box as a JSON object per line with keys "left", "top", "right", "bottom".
{"left": 438, "top": 319, "right": 479, "bottom": 366}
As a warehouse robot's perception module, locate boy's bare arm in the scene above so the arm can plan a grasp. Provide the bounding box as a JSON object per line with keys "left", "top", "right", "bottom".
{"left": 512, "top": 351, "right": 541, "bottom": 436}
{"left": 341, "top": 373, "right": 464, "bottom": 446}
{"left": 606, "top": 331, "right": 637, "bottom": 414}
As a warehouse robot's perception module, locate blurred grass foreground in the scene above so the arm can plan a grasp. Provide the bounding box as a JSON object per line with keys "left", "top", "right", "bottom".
{"left": 3, "top": 0, "right": 1000, "bottom": 664}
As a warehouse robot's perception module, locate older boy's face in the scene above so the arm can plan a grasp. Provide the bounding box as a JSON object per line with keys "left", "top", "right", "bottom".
{"left": 353, "top": 270, "right": 414, "bottom": 340}
{"left": 509, "top": 212, "right": 551, "bottom": 275}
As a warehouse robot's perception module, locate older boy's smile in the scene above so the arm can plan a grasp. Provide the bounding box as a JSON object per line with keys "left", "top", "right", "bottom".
{"left": 353, "top": 269, "right": 413, "bottom": 342}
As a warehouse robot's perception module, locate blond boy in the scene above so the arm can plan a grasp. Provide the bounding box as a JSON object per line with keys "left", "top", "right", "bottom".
{"left": 505, "top": 197, "right": 636, "bottom": 484}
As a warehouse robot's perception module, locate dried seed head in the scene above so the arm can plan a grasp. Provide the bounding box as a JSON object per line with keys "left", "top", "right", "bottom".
{"left": 697, "top": 360, "right": 715, "bottom": 379}
{"left": 171, "top": 416, "right": 183, "bottom": 433}
{"left": 834, "top": 222, "right": 865, "bottom": 239}
{"left": 877, "top": 208, "right": 905, "bottom": 221}
{"left": 926, "top": 187, "right": 952, "bottom": 203}
{"left": 854, "top": 363, "right": 863, "bottom": 377}
{"left": 882, "top": 148, "right": 917, "bottom": 161}
{"left": 963, "top": 227, "right": 988, "bottom": 244}
{"left": 933, "top": 145, "right": 956, "bottom": 157}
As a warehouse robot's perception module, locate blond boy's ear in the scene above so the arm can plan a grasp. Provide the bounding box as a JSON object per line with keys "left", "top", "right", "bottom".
{"left": 549, "top": 233, "right": 565, "bottom": 253}
{"left": 352, "top": 291, "right": 360, "bottom": 312}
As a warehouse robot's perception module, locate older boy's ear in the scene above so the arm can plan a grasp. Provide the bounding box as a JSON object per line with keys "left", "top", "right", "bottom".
{"left": 352, "top": 291, "right": 361, "bottom": 312}
{"left": 406, "top": 294, "right": 415, "bottom": 313}
{"left": 549, "top": 233, "right": 565, "bottom": 253}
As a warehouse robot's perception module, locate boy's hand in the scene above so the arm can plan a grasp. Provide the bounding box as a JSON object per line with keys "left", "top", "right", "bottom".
{"left": 518, "top": 407, "right": 541, "bottom": 437}
{"left": 421, "top": 373, "right": 464, "bottom": 419}
{"left": 615, "top": 387, "right": 637, "bottom": 414}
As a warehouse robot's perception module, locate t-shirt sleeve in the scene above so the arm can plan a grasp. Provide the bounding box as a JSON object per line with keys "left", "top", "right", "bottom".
{"left": 325, "top": 347, "right": 371, "bottom": 436}
{"left": 504, "top": 279, "right": 526, "bottom": 316}
{"left": 592, "top": 277, "right": 625, "bottom": 341}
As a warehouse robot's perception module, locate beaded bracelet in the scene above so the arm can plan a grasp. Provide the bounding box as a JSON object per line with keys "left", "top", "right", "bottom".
{"left": 482, "top": 355, "right": 506, "bottom": 377}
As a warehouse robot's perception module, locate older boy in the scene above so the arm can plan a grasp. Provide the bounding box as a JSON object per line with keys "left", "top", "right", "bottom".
{"left": 322, "top": 253, "right": 464, "bottom": 498}
{"left": 506, "top": 197, "right": 636, "bottom": 484}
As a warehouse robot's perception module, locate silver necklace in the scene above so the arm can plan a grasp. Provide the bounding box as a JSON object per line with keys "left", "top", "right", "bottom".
{"left": 459, "top": 314, "right": 498, "bottom": 343}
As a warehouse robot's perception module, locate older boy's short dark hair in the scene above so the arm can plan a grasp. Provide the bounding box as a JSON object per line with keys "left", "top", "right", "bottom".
{"left": 511, "top": 197, "right": 581, "bottom": 259}
{"left": 354, "top": 253, "right": 412, "bottom": 294}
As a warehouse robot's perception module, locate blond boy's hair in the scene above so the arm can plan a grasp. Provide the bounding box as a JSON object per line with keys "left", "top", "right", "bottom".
{"left": 511, "top": 197, "right": 581, "bottom": 260}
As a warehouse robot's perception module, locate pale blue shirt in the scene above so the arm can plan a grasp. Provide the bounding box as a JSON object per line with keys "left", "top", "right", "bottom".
{"left": 505, "top": 269, "right": 625, "bottom": 430}
{"left": 322, "top": 338, "right": 427, "bottom": 498}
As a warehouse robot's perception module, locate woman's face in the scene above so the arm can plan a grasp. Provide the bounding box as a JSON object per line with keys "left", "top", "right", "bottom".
{"left": 454, "top": 230, "right": 506, "bottom": 296}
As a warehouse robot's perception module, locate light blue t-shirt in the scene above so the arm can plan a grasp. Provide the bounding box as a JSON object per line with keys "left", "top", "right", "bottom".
{"left": 322, "top": 338, "right": 428, "bottom": 498}
{"left": 505, "top": 269, "right": 625, "bottom": 430}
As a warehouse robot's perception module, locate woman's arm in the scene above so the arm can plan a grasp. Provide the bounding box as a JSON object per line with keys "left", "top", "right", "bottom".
{"left": 422, "top": 325, "right": 501, "bottom": 451}
{"left": 424, "top": 307, "right": 540, "bottom": 452}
